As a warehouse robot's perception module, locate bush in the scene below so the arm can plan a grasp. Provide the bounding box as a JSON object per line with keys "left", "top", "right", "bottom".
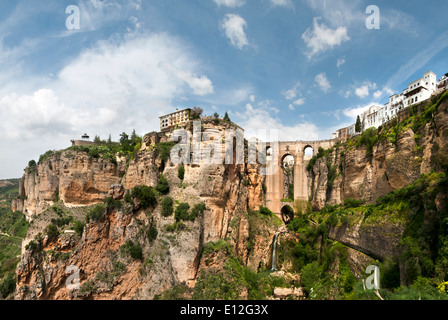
{"left": 259, "top": 206, "right": 273, "bottom": 216}
{"left": 124, "top": 190, "right": 133, "bottom": 204}
{"left": 105, "top": 197, "right": 122, "bottom": 211}
{"left": 0, "top": 273, "right": 16, "bottom": 299}
{"left": 165, "top": 221, "right": 187, "bottom": 233}
{"left": 190, "top": 203, "right": 206, "bottom": 221}
{"left": 155, "top": 142, "right": 175, "bottom": 163}
{"left": 161, "top": 197, "right": 174, "bottom": 217}
{"left": 73, "top": 220, "right": 85, "bottom": 236}
{"left": 86, "top": 204, "right": 106, "bottom": 223}
{"left": 120, "top": 240, "right": 143, "bottom": 260}
{"left": 175, "top": 203, "right": 191, "bottom": 222}
{"left": 344, "top": 198, "right": 364, "bottom": 208}
{"left": 178, "top": 165, "right": 185, "bottom": 180}
{"left": 131, "top": 185, "right": 157, "bottom": 209}
{"left": 147, "top": 224, "right": 158, "bottom": 242}
{"left": 156, "top": 175, "right": 170, "bottom": 195}
{"left": 45, "top": 224, "right": 60, "bottom": 239}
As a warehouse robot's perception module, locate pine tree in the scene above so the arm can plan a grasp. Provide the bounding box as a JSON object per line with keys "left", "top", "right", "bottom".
{"left": 355, "top": 115, "right": 362, "bottom": 133}
{"left": 224, "top": 111, "right": 230, "bottom": 122}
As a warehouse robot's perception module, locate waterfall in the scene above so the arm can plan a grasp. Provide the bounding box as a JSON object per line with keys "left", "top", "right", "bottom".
{"left": 271, "top": 233, "right": 281, "bottom": 271}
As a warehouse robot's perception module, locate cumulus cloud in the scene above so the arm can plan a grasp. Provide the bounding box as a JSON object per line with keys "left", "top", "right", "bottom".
{"left": 343, "top": 103, "right": 379, "bottom": 121}
{"left": 302, "top": 17, "right": 350, "bottom": 59}
{"left": 354, "top": 82, "right": 377, "bottom": 99}
{"left": 0, "top": 32, "right": 214, "bottom": 178}
{"left": 314, "top": 73, "right": 331, "bottom": 93}
{"left": 235, "top": 103, "right": 320, "bottom": 141}
{"left": 220, "top": 14, "right": 249, "bottom": 50}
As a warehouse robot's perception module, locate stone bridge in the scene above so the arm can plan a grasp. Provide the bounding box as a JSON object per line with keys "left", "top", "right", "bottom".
{"left": 264, "top": 139, "right": 340, "bottom": 223}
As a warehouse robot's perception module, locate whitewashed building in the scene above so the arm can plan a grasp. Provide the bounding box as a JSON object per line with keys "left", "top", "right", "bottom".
{"left": 347, "top": 71, "right": 440, "bottom": 134}
{"left": 403, "top": 71, "right": 437, "bottom": 108}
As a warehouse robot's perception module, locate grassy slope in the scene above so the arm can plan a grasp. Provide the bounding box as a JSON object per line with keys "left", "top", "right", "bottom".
{"left": 0, "top": 179, "right": 28, "bottom": 300}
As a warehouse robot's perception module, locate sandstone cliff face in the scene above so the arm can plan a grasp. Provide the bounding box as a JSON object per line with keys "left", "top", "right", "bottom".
{"left": 14, "top": 123, "right": 272, "bottom": 300}
{"left": 306, "top": 95, "right": 448, "bottom": 266}
{"left": 15, "top": 151, "right": 126, "bottom": 221}
{"left": 309, "top": 97, "right": 448, "bottom": 211}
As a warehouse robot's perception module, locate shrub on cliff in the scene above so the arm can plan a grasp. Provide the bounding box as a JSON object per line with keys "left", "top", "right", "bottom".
{"left": 161, "top": 197, "right": 174, "bottom": 217}
{"left": 131, "top": 185, "right": 157, "bottom": 209}
{"left": 120, "top": 240, "right": 143, "bottom": 260}
{"left": 259, "top": 206, "right": 273, "bottom": 216}
{"left": 178, "top": 165, "right": 185, "bottom": 180}
{"left": 175, "top": 203, "right": 190, "bottom": 221}
{"left": 86, "top": 204, "right": 106, "bottom": 223}
{"left": 45, "top": 224, "right": 60, "bottom": 239}
{"left": 155, "top": 175, "right": 170, "bottom": 195}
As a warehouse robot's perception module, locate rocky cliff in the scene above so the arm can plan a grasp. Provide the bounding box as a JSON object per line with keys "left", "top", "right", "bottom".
{"left": 304, "top": 91, "right": 448, "bottom": 282}
{"left": 13, "top": 121, "right": 279, "bottom": 300}
{"left": 308, "top": 92, "right": 448, "bottom": 211}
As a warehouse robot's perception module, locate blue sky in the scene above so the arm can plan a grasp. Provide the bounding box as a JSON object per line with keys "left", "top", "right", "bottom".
{"left": 0, "top": 0, "right": 447, "bottom": 178}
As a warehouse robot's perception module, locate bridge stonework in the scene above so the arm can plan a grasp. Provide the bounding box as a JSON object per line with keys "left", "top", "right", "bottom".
{"left": 264, "top": 139, "right": 339, "bottom": 220}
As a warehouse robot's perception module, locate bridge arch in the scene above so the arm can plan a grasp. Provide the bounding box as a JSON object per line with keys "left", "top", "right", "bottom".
{"left": 281, "top": 205, "right": 294, "bottom": 224}
{"left": 264, "top": 139, "right": 339, "bottom": 216}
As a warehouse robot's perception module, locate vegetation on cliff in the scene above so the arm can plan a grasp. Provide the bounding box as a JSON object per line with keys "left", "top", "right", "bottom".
{"left": 0, "top": 179, "right": 28, "bottom": 300}
{"left": 299, "top": 90, "right": 448, "bottom": 300}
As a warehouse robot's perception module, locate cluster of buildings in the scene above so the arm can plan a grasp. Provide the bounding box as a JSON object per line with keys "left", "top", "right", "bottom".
{"left": 155, "top": 70, "right": 448, "bottom": 144}
{"left": 334, "top": 70, "right": 448, "bottom": 139}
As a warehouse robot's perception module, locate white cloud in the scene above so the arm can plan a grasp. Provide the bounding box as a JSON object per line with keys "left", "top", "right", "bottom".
{"left": 355, "top": 86, "right": 370, "bottom": 99}
{"left": 235, "top": 103, "right": 320, "bottom": 141}
{"left": 343, "top": 103, "right": 379, "bottom": 121}
{"left": 314, "top": 73, "right": 331, "bottom": 93}
{"left": 373, "top": 90, "right": 383, "bottom": 99}
{"left": 302, "top": 17, "right": 350, "bottom": 59}
{"left": 269, "top": 0, "right": 293, "bottom": 8}
{"left": 282, "top": 82, "right": 301, "bottom": 100}
{"left": 220, "top": 14, "right": 249, "bottom": 50}
{"left": 213, "top": 0, "right": 245, "bottom": 7}
{"left": 0, "top": 32, "right": 214, "bottom": 178}
{"left": 293, "top": 98, "right": 306, "bottom": 106}
{"left": 337, "top": 58, "right": 346, "bottom": 68}
{"left": 354, "top": 82, "right": 377, "bottom": 99}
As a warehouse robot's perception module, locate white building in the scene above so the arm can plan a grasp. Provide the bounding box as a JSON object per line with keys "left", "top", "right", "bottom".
{"left": 349, "top": 71, "right": 440, "bottom": 134}
{"left": 403, "top": 71, "right": 437, "bottom": 108}
{"left": 437, "top": 73, "right": 448, "bottom": 93}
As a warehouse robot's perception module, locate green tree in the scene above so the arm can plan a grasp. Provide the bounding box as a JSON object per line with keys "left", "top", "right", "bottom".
{"left": 224, "top": 111, "right": 230, "bottom": 122}
{"left": 155, "top": 175, "right": 170, "bottom": 195}
{"left": 355, "top": 115, "right": 362, "bottom": 133}
{"left": 161, "top": 197, "right": 174, "bottom": 217}
{"left": 175, "top": 203, "right": 190, "bottom": 221}
{"left": 178, "top": 165, "right": 185, "bottom": 180}
{"left": 131, "top": 185, "right": 157, "bottom": 209}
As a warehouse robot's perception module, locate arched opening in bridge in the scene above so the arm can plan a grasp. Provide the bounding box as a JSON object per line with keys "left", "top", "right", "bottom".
{"left": 266, "top": 146, "right": 273, "bottom": 164}
{"left": 281, "top": 154, "right": 295, "bottom": 201}
{"left": 281, "top": 205, "right": 294, "bottom": 224}
{"left": 304, "top": 146, "right": 314, "bottom": 161}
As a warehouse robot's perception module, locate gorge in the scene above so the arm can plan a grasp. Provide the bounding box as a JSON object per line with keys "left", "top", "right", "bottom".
{"left": 3, "top": 89, "right": 448, "bottom": 300}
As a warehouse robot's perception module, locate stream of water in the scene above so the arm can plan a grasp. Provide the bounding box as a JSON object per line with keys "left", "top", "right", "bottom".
{"left": 271, "top": 233, "right": 280, "bottom": 271}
